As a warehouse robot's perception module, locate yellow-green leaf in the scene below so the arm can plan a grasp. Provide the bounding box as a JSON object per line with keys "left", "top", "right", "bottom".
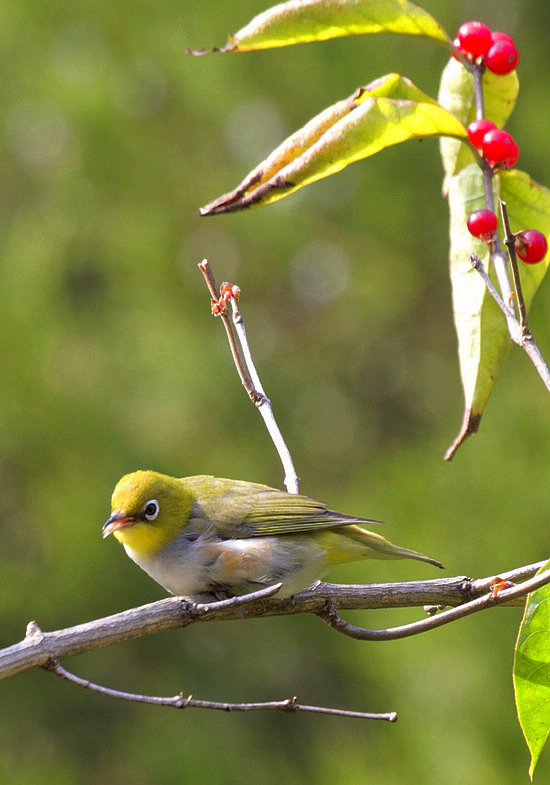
{"left": 445, "top": 164, "right": 505, "bottom": 459}
{"left": 514, "top": 562, "right": 550, "bottom": 779}
{"left": 200, "top": 74, "right": 466, "bottom": 215}
{"left": 502, "top": 170, "right": 550, "bottom": 304}
{"left": 445, "top": 166, "right": 550, "bottom": 459}
{"left": 192, "top": 0, "right": 449, "bottom": 54}
{"left": 438, "top": 58, "right": 519, "bottom": 183}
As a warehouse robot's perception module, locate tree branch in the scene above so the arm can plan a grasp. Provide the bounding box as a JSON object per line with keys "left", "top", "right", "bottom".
{"left": 1, "top": 561, "right": 547, "bottom": 682}
{"left": 319, "top": 563, "right": 550, "bottom": 641}
{"left": 471, "top": 252, "right": 550, "bottom": 391}
{"left": 227, "top": 294, "right": 300, "bottom": 494}
{"left": 198, "top": 259, "right": 259, "bottom": 399}
{"left": 47, "top": 661, "right": 396, "bottom": 722}
{"left": 198, "top": 259, "right": 299, "bottom": 493}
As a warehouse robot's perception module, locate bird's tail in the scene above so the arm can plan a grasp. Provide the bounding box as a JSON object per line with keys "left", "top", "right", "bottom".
{"left": 344, "top": 524, "right": 443, "bottom": 569}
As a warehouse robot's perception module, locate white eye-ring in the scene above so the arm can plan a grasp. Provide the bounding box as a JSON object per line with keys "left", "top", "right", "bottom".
{"left": 143, "top": 499, "right": 160, "bottom": 521}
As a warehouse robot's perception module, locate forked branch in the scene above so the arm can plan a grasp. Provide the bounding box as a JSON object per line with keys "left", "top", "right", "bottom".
{"left": 198, "top": 259, "right": 299, "bottom": 493}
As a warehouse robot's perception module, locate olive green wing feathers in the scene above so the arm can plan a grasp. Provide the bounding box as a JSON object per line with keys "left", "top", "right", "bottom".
{"left": 182, "top": 475, "right": 384, "bottom": 536}
{"left": 182, "top": 475, "right": 442, "bottom": 569}
{"left": 237, "top": 490, "right": 383, "bottom": 535}
{"left": 241, "top": 493, "right": 443, "bottom": 568}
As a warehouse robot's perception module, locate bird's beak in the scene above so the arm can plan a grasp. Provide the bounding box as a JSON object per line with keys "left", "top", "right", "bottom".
{"left": 102, "top": 512, "right": 137, "bottom": 538}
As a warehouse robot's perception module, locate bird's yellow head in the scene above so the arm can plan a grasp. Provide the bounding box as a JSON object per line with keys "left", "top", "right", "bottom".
{"left": 102, "top": 470, "right": 194, "bottom": 556}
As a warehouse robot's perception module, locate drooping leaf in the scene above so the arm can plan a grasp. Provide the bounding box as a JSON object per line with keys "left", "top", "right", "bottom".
{"left": 444, "top": 165, "right": 550, "bottom": 460}
{"left": 438, "top": 58, "right": 519, "bottom": 184}
{"left": 445, "top": 164, "right": 504, "bottom": 459}
{"left": 514, "top": 562, "right": 550, "bottom": 779}
{"left": 200, "top": 74, "right": 466, "bottom": 215}
{"left": 189, "top": 0, "right": 450, "bottom": 55}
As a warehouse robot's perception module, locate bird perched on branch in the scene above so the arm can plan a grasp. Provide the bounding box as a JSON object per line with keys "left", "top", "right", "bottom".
{"left": 103, "top": 470, "right": 442, "bottom": 598}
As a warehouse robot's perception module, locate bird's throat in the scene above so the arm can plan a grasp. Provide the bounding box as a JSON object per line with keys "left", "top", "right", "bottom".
{"left": 113, "top": 521, "right": 169, "bottom": 556}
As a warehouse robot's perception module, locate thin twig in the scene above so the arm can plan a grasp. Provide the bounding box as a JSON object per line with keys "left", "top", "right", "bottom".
{"left": 470, "top": 254, "right": 517, "bottom": 322}
{"left": 472, "top": 559, "right": 547, "bottom": 591}
{"left": 198, "top": 258, "right": 299, "bottom": 493}
{"left": 192, "top": 583, "right": 283, "bottom": 615}
{"left": 499, "top": 199, "right": 530, "bottom": 334}
{"left": 318, "top": 565, "right": 550, "bottom": 641}
{"left": 228, "top": 297, "right": 299, "bottom": 493}
{"left": 471, "top": 253, "right": 550, "bottom": 390}
{"left": 47, "top": 661, "right": 396, "bottom": 721}
{"left": 198, "top": 260, "right": 262, "bottom": 402}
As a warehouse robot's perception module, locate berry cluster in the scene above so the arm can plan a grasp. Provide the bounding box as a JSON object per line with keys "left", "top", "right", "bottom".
{"left": 467, "top": 211, "right": 548, "bottom": 264}
{"left": 453, "top": 21, "right": 519, "bottom": 75}
{"left": 459, "top": 22, "right": 547, "bottom": 264}
{"left": 467, "top": 120, "right": 519, "bottom": 169}
{"left": 459, "top": 24, "right": 520, "bottom": 170}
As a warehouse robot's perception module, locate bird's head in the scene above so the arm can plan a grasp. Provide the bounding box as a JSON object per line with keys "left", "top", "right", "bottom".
{"left": 102, "top": 470, "right": 194, "bottom": 556}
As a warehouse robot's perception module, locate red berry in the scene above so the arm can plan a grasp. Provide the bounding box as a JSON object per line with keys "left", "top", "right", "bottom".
{"left": 467, "top": 119, "right": 496, "bottom": 148}
{"left": 457, "top": 21, "right": 493, "bottom": 57}
{"left": 490, "top": 31, "right": 515, "bottom": 47}
{"left": 467, "top": 209, "right": 498, "bottom": 240}
{"left": 486, "top": 40, "right": 519, "bottom": 74}
{"left": 505, "top": 137, "right": 519, "bottom": 168}
{"left": 452, "top": 37, "right": 468, "bottom": 61}
{"left": 481, "top": 128, "right": 516, "bottom": 164}
{"left": 515, "top": 230, "right": 548, "bottom": 264}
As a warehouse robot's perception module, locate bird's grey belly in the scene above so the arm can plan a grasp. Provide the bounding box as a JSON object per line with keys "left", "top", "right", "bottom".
{"left": 124, "top": 532, "right": 329, "bottom": 598}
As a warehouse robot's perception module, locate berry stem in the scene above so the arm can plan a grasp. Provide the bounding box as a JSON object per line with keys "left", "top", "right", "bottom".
{"left": 471, "top": 62, "right": 515, "bottom": 317}
{"left": 481, "top": 168, "right": 514, "bottom": 318}
{"left": 471, "top": 62, "right": 486, "bottom": 120}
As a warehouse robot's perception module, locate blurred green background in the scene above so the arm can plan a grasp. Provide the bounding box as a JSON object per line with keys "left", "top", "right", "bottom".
{"left": 1, "top": 0, "right": 550, "bottom": 782}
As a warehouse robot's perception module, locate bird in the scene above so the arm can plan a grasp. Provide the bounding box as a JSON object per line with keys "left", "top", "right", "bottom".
{"left": 102, "top": 470, "right": 442, "bottom": 598}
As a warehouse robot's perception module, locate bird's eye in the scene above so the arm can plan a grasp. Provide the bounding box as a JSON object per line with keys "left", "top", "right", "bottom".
{"left": 143, "top": 500, "right": 159, "bottom": 521}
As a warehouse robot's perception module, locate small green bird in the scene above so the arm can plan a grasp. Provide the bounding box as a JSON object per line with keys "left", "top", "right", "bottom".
{"left": 103, "top": 470, "right": 442, "bottom": 598}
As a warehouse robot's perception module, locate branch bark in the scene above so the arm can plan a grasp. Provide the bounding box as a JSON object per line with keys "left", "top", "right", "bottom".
{"left": 1, "top": 560, "right": 547, "bottom": 682}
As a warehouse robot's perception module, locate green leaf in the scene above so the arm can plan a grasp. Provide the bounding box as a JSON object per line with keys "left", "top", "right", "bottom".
{"left": 501, "top": 170, "right": 550, "bottom": 305}
{"left": 192, "top": 0, "right": 450, "bottom": 54}
{"left": 514, "top": 561, "right": 550, "bottom": 779}
{"left": 445, "top": 166, "right": 550, "bottom": 459}
{"left": 438, "top": 58, "right": 519, "bottom": 183}
{"left": 445, "top": 164, "right": 505, "bottom": 458}
{"left": 200, "top": 74, "right": 466, "bottom": 215}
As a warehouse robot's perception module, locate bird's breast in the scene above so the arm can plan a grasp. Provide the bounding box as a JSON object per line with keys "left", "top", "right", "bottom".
{"left": 123, "top": 530, "right": 331, "bottom": 597}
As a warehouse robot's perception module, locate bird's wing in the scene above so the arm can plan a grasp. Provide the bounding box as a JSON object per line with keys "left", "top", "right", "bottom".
{"left": 239, "top": 488, "right": 383, "bottom": 536}
{"left": 183, "top": 476, "right": 383, "bottom": 537}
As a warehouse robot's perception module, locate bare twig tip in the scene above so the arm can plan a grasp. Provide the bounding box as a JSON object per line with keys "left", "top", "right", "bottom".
{"left": 198, "top": 259, "right": 300, "bottom": 492}
{"left": 25, "top": 621, "right": 44, "bottom": 640}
